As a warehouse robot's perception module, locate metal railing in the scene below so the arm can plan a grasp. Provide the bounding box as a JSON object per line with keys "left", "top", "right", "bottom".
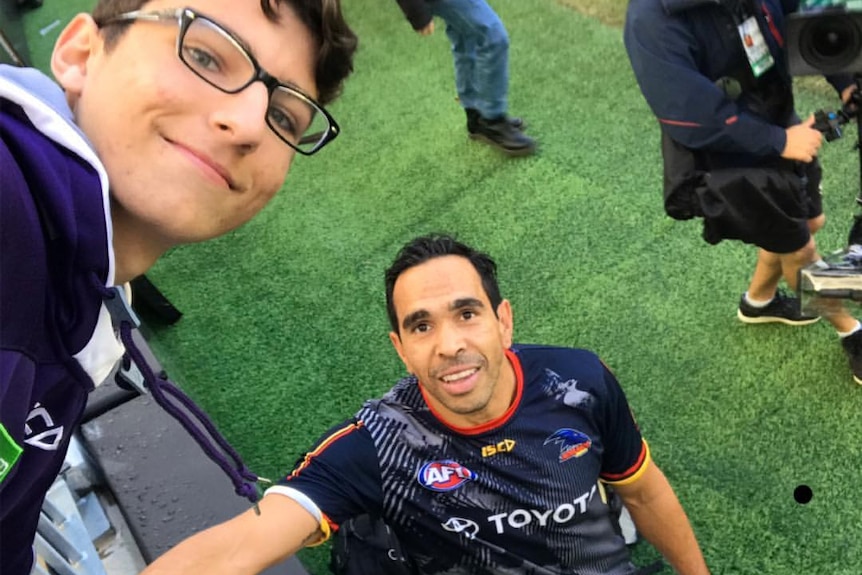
{"left": 32, "top": 437, "right": 146, "bottom": 575}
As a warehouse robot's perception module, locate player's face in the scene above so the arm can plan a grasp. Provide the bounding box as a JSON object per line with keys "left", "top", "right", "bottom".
{"left": 389, "top": 256, "right": 515, "bottom": 429}
{"left": 51, "top": 0, "right": 316, "bottom": 246}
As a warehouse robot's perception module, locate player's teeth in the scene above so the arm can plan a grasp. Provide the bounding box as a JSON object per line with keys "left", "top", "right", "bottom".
{"left": 442, "top": 368, "right": 476, "bottom": 382}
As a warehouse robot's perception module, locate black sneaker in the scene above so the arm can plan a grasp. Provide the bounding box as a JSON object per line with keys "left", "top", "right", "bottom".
{"left": 736, "top": 291, "right": 820, "bottom": 326}
{"left": 841, "top": 330, "right": 862, "bottom": 385}
{"left": 469, "top": 116, "right": 536, "bottom": 157}
{"left": 465, "top": 108, "right": 525, "bottom": 132}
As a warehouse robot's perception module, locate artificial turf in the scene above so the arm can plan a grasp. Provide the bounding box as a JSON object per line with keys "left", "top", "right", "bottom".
{"left": 16, "top": 0, "right": 862, "bottom": 573}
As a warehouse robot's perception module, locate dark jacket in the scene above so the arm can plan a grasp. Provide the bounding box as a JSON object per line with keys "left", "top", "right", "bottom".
{"left": 395, "top": 0, "right": 433, "bottom": 30}
{"left": 624, "top": 0, "right": 853, "bottom": 161}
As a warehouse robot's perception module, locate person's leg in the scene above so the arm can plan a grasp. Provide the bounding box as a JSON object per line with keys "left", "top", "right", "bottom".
{"left": 778, "top": 221, "right": 859, "bottom": 332}
{"left": 430, "top": 0, "right": 479, "bottom": 112}
{"left": 708, "top": 160, "right": 862, "bottom": 380}
{"left": 779, "top": 229, "right": 862, "bottom": 382}
{"left": 737, "top": 163, "right": 824, "bottom": 324}
{"left": 431, "top": 0, "right": 534, "bottom": 155}
{"left": 746, "top": 249, "right": 782, "bottom": 301}
{"left": 747, "top": 216, "right": 826, "bottom": 300}
{"left": 746, "top": 221, "right": 862, "bottom": 382}
{"left": 738, "top": 217, "right": 826, "bottom": 325}
{"left": 432, "top": 0, "right": 509, "bottom": 117}
{"left": 467, "top": 1, "right": 508, "bottom": 119}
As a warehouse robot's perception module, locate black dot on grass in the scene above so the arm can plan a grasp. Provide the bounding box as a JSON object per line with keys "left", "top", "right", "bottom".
{"left": 794, "top": 485, "right": 813, "bottom": 504}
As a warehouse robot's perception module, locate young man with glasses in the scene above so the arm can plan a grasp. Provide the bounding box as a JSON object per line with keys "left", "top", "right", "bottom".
{"left": 140, "top": 234, "right": 709, "bottom": 575}
{"left": 0, "top": 2, "right": 356, "bottom": 573}
{"left": 394, "top": 0, "right": 536, "bottom": 157}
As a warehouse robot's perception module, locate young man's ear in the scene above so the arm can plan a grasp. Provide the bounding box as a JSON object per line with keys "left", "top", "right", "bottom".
{"left": 51, "top": 14, "right": 102, "bottom": 103}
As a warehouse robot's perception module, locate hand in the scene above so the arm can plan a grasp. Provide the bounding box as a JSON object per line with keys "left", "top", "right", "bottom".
{"left": 842, "top": 84, "right": 859, "bottom": 117}
{"left": 781, "top": 115, "right": 822, "bottom": 163}
{"left": 417, "top": 20, "right": 435, "bottom": 36}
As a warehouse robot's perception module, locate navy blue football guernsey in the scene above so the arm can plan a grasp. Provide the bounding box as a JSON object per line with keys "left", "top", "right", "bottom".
{"left": 271, "top": 344, "right": 650, "bottom": 575}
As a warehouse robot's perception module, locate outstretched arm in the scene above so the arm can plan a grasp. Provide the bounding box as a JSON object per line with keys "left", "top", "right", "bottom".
{"left": 612, "top": 462, "right": 710, "bottom": 575}
{"left": 141, "top": 494, "right": 321, "bottom": 575}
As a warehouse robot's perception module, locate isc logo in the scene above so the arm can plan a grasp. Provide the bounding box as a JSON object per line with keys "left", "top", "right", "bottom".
{"left": 481, "top": 439, "right": 516, "bottom": 458}
{"left": 417, "top": 460, "right": 476, "bottom": 492}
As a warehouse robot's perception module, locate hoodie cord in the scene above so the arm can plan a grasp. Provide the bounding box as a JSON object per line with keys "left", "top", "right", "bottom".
{"left": 97, "top": 279, "right": 262, "bottom": 504}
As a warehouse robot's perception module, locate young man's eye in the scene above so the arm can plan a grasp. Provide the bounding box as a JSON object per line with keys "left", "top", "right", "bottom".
{"left": 268, "top": 106, "right": 299, "bottom": 139}
{"left": 461, "top": 310, "right": 476, "bottom": 320}
{"left": 412, "top": 323, "right": 430, "bottom": 334}
{"left": 184, "top": 46, "right": 220, "bottom": 72}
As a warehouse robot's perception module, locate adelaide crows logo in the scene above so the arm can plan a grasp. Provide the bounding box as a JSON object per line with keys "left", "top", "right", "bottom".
{"left": 544, "top": 429, "right": 592, "bottom": 462}
{"left": 417, "top": 460, "right": 476, "bottom": 491}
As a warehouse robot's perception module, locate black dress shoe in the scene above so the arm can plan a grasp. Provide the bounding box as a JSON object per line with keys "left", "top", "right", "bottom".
{"left": 469, "top": 116, "right": 536, "bottom": 157}
{"left": 465, "top": 108, "right": 526, "bottom": 133}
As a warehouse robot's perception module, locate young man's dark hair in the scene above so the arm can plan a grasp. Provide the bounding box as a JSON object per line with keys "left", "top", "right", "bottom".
{"left": 385, "top": 233, "right": 503, "bottom": 333}
{"left": 92, "top": 0, "right": 357, "bottom": 104}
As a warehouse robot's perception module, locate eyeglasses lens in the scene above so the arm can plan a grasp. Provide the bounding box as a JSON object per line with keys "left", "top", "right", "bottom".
{"left": 180, "top": 16, "right": 326, "bottom": 152}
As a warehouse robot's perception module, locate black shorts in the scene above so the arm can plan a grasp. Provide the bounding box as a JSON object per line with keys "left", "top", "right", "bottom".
{"left": 696, "top": 158, "right": 822, "bottom": 254}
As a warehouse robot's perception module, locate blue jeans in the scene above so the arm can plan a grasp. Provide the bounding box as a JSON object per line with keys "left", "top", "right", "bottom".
{"left": 429, "top": 0, "right": 509, "bottom": 119}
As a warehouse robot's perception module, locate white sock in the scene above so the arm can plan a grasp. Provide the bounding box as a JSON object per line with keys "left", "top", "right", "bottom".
{"left": 743, "top": 291, "right": 773, "bottom": 309}
{"left": 838, "top": 321, "right": 862, "bottom": 339}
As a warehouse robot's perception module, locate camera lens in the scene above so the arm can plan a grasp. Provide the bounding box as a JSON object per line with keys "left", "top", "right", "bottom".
{"left": 800, "top": 15, "right": 861, "bottom": 73}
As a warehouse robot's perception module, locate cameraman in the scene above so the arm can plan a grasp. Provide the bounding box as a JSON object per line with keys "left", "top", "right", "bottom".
{"left": 623, "top": 0, "right": 862, "bottom": 383}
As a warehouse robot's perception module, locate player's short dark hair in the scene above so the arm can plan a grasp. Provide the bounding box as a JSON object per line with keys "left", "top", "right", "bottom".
{"left": 385, "top": 234, "right": 503, "bottom": 334}
{"left": 91, "top": 0, "right": 357, "bottom": 105}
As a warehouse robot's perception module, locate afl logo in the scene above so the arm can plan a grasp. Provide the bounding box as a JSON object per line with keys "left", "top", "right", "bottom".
{"left": 544, "top": 429, "right": 592, "bottom": 462}
{"left": 417, "top": 460, "right": 476, "bottom": 491}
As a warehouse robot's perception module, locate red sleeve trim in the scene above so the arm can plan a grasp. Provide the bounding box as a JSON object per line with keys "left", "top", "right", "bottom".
{"left": 761, "top": 3, "right": 783, "bottom": 48}
{"left": 659, "top": 118, "right": 701, "bottom": 128}
{"left": 289, "top": 421, "right": 364, "bottom": 478}
{"left": 600, "top": 439, "right": 649, "bottom": 482}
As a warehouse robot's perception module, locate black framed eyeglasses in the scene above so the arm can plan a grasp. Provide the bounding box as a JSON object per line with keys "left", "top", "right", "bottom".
{"left": 98, "top": 7, "right": 339, "bottom": 155}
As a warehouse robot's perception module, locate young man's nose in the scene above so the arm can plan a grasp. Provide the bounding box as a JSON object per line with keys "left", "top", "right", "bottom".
{"left": 209, "top": 82, "right": 271, "bottom": 148}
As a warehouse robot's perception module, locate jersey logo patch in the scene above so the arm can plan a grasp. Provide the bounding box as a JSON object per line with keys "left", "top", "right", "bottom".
{"left": 24, "top": 403, "right": 65, "bottom": 451}
{"left": 442, "top": 517, "right": 480, "bottom": 539}
{"left": 481, "top": 439, "right": 515, "bottom": 458}
{"left": 417, "top": 460, "right": 476, "bottom": 491}
{"left": 544, "top": 428, "right": 591, "bottom": 462}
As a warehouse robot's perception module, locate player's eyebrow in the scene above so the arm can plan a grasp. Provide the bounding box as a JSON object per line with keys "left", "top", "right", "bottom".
{"left": 451, "top": 297, "right": 484, "bottom": 311}
{"left": 402, "top": 309, "right": 430, "bottom": 331}
{"left": 401, "top": 298, "right": 486, "bottom": 331}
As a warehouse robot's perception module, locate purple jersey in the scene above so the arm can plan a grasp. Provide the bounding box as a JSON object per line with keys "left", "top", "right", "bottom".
{"left": 272, "top": 344, "right": 649, "bottom": 575}
{"left": 0, "top": 65, "right": 123, "bottom": 574}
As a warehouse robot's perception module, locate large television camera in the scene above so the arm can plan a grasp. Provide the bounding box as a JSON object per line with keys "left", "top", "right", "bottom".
{"left": 785, "top": 7, "right": 862, "bottom": 313}
{"left": 786, "top": 6, "right": 862, "bottom": 76}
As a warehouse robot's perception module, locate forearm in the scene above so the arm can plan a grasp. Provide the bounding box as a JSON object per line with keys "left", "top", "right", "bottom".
{"left": 142, "top": 496, "right": 319, "bottom": 575}
{"left": 142, "top": 521, "right": 262, "bottom": 575}
{"left": 616, "top": 466, "right": 709, "bottom": 575}
{"left": 627, "top": 492, "right": 709, "bottom": 574}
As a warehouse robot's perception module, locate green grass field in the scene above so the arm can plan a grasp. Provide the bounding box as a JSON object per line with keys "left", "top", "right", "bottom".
{"left": 17, "top": 1, "right": 862, "bottom": 573}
